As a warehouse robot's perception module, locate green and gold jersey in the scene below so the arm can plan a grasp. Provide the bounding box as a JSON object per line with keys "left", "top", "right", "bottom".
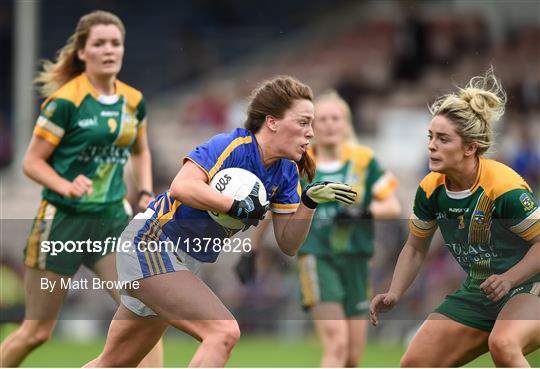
{"left": 409, "top": 158, "right": 540, "bottom": 282}
{"left": 33, "top": 73, "right": 146, "bottom": 212}
{"left": 300, "top": 143, "right": 398, "bottom": 257}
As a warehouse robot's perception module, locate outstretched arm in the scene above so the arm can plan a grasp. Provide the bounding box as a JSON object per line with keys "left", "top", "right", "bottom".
{"left": 370, "top": 232, "right": 433, "bottom": 326}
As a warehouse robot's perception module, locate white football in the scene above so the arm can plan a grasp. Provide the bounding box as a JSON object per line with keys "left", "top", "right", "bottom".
{"left": 208, "top": 168, "right": 268, "bottom": 230}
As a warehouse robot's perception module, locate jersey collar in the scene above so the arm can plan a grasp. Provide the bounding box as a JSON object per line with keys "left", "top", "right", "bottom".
{"left": 444, "top": 157, "right": 484, "bottom": 199}
{"left": 81, "top": 73, "right": 119, "bottom": 101}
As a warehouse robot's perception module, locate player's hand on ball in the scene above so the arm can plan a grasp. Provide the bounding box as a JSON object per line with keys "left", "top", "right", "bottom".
{"left": 62, "top": 174, "right": 93, "bottom": 198}
{"left": 480, "top": 274, "right": 514, "bottom": 302}
{"left": 301, "top": 181, "right": 357, "bottom": 209}
{"left": 227, "top": 182, "right": 269, "bottom": 230}
{"left": 369, "top": 292, "right": 398, "bottom": 327}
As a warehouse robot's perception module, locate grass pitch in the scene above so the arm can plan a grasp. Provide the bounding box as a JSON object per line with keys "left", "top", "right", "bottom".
{"left": 1, "top": 324, "right": 538, "bottom": 367}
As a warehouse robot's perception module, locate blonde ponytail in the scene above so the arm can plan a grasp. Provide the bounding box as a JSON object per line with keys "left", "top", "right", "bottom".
{"left": 429, "top": 67, "right": 506, "bottom": 155}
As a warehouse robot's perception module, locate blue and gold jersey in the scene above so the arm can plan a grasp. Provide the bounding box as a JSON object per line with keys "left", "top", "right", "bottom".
{"left": 143, "top": 128, "right": 301, "bottom": 263}
{"left": 409, "top": 158, "right": 540, "bottom": 282}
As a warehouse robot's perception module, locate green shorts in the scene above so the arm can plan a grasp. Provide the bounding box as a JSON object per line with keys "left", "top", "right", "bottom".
{"left": 434, "top": 277, "right": 540, "bottom": 332}
{"left": 24, "top": 199, "right": 130, "bottom": 276}
{"left": 298, "top": 253, "right": 370, "bottom": 317}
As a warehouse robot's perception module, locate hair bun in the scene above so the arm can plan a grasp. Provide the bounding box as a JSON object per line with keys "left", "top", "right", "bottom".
{"left": 458, "top": 69, "right": 506, "bottom": 125}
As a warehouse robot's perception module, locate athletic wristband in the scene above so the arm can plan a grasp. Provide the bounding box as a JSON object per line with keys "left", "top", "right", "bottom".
{"left": 301, "top": 191, "right": 318, "bottom": 209}
{"left": 139, "top": 190, "right": 155, "bottom": 199}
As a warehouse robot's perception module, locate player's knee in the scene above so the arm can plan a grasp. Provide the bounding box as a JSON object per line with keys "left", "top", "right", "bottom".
{"left": 19, "top": 323, "right": 53, "bottom": 348}
{"left": 488, "top": 334, "right": 519, "bottom": 364}
{"left": 329, "top": 339, "right": 347, "bottom": 360}
{"left": 210, "top": 320, "right": 241, "bottom": 351}
{"left": 323, "top": 328, "right": 348, "bottom": 361}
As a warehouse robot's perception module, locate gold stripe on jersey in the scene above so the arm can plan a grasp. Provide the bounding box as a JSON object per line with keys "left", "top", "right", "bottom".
{"left": 473, "top": 158, "right": 531, "bottom": 201}
{"left": 25, "top": 200, "right": 47, "bottom": 267}
{"left": 147, "top": 220, "right": 165, "bottom": 274}
{"left": 468, "top": 192, "right": 494, "bottom": 245}
{"left": 184, "top": 157, "right": 211, "bottom": 182}
{"left": 409, "top": 214, "right": 437, "bottom": 238}
{"left": 271, "top": 203, "right": 299, "bottom": 213}
{"left": 519, "top": 220, "right": 540, "bottom": 241}
{"left": 148, "top": 250, "right": 161, "bottom": 275}
{"left": 142, "top": 245, "right": 156, "bottom": 275}
{"left": 33, "top": 126, "right": 62, "bottom": 146}
{"left": 143, "top": 218, "right": 166, "bottom": 275}
{"left": 372, "top": 172, "right": 398, "bottom": 200}
{"left": 155, "top": 196, "right": 167, "bottom": 219}
{"left": 158, "top": 198, "right": 182, "bottom": 227}
{"left": 293, "top": 162, "right": 301, "bottom": 197}
{"left": 138, "top": 222, "right": 156, "bottom": 275}
{"left": 510, "top": 207, "right": 540, "bottom": 241}
{"left": 141, "top": 219, "right": 162, "bottom": 274}
{"left": 25, "top": 200, "right": 57, "bottom": 268}
{"left": 36, "top": 116, "right": 65, "bottom": 138}
{"left": 298, "top": 254, "right": 320, "bottom": 307}
{"left": 148, "top": 221, "right": 167, "bottom": 273}
{"left": 419, "top": 172, "right": 446, "bottom": 199}
{"left": 470, "top": 259, "right": 491, "bottom": 280}
{"left": 208, "top": 136, "right": 253, "bottom": 179}
{"left": 114, "top": 99, "right": 138, "bottom": 148}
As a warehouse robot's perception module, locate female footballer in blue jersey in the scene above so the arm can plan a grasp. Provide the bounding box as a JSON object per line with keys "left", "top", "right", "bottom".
{"left": 87, "top": 76, "right": 357, "bottom": 367}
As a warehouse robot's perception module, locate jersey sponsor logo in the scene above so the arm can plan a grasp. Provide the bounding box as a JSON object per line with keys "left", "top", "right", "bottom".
{"left": 44, "top": 102, "right": 57, "bottom": 118}
{"left": 519, "top": 193, "right": 534, "bottom": 212}
{"left": 101, "top": 111, "right": 119, "bottom": 117}
{"left": 78, "top": 117, "right": 98, "bottom": 128}
{"left": 449, "top": 207, "right": 467, "bottom": 213}
{"left": 77, "top": 145, "right": 130, "bottom": 164}
{"left": 446, "top": 242, "right": 500, "bottom": 264}
{"left": 108, "top": 118, "right": 118, "bottom": 133}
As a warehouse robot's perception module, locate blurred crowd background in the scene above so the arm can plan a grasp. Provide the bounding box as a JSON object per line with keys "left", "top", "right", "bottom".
{"left": 1, "top": 0, "right": 539, "bottom": 350}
